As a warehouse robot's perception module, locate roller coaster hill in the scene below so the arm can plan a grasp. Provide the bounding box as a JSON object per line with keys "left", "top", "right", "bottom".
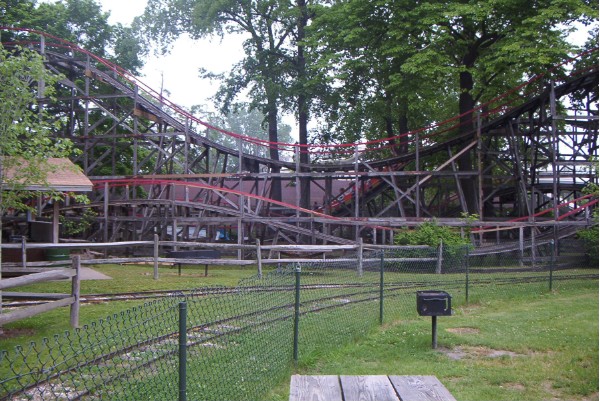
{"left": 1, "top": 28, "right": 598, "bottom": 253}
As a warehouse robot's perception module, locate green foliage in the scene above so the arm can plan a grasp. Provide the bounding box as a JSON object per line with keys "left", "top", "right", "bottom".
{"left": 2, "top": 0, "right": 145, "bottom": 73}
{"left": 577, "top": 160, "right": 599, "bottom": 263}
{"left": 577, "top": 221, "right": 599, "bottom": 263}
{"left": 59, "top": 207, "right": 97, "bottom": 236}
{"left": 0, "top": 44, "right": 80, "bottom": 213}
{"left": 394, "top": 220, "right": 471, "bottom": 248}
{"left": 307, "top": 0, "right": 596, "bottom": 146}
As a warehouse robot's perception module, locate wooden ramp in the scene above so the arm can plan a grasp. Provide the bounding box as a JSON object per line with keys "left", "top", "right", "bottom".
{"left": 289, "top": 375, "right": 457, "bottom": 401}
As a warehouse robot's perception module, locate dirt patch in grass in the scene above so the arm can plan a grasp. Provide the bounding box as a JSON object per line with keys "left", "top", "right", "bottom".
{"left": 503, "top": 382, "right": 526, "bottom": 391}
{"left": 540, "top": 380, "right": 563, "bottom": 401}
{"left": 438, "top": 345, "right": 523, "bottom": 360}
{"left": 446, "top": 327, "right": 480, "bottom": 334}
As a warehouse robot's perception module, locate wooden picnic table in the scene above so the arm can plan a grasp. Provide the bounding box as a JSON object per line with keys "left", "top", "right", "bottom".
{"left": 289, "top": 375, "right": 457, "bottom": 401}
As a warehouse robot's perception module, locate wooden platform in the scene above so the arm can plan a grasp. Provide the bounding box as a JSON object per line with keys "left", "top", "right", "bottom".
{"left": 289, "top": 375, "right": 457, "bottom": 401}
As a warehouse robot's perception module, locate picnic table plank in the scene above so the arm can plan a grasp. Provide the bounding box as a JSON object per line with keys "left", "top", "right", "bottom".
{"left": 340, "top": 375, "right": 399, "bottom": 401}
{"left": 289, "top": 375, "right": 343, "bottom": 401}
{"left": 389, "top": 375, "right": 457, "bottom": 401}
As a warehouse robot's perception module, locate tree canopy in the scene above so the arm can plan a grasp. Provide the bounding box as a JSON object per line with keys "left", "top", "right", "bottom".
{"left": 1, "top": 0, "right": 145, "bottom": 72}
{"left": 307, "top": 0, "right": 597, "bottom": 146}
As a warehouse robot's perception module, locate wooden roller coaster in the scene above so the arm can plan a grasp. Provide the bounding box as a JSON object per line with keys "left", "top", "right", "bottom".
{"left": 1, "top": 28, "right": 598, "bottom": 251}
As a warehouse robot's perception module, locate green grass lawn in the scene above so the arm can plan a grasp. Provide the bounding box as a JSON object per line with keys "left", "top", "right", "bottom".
{"left": 1, "top": 263, "right": 262, "bottom": 351}
{"left": 9, "top": 263, "right": 264, "bottom": 294}
{"left": 266, "top": 281, "right": 599, "bottom": 401}
{"left": 1, "top": 263, "right": 597, "bottom": 401}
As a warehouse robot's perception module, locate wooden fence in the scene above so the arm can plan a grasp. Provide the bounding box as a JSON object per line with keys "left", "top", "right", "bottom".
{"left": 0, "top": 237, "right": 442, "bottom": 327}
{"left": 0, "top": 256, "right": 81, "bottom": 327}
{"left": 2, "top": 236, "right": 439, "bottom": 278}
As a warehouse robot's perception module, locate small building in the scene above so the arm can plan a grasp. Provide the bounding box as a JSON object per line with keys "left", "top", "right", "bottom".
{"left": 1, "top": 158, "right": 92, "bottom": 261}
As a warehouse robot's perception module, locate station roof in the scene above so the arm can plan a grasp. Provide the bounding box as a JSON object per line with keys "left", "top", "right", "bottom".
{"left": 2, "top": 158, "right": 93, "bottom": 192}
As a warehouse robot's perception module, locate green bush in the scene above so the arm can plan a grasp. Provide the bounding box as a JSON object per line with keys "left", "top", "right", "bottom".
{"left": 394, "top": 220, "right": 471, "bottom": 248}
{"left": 578, "top": 180, "right": 599, "bottom": 265}
{"left": 577, "top": 210, "right": 598, "bottom": 264}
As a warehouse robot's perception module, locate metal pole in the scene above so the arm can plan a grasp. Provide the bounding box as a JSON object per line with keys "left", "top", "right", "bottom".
{"left": 549, "top": 240, "right": 555, "bottom": 291}
{"left": 153, "top": 234, "right": 159, "bottom": 280}
{"left": 179, "top": 302, "right": 187, "bottom": 401}
{"left": 293, "top": 265, "right": 301, "bottom": 364}
{"left": 465, "top": 246, "right": 470, "bottom": 305}
{"left": 432, "top": 316, "right": 438, "bottom": 349}
{"left": 379, "top": 252, "right": 384, "bottom": 325}
{"left": 436, "top": 240, "right": 443, "bottom": 274}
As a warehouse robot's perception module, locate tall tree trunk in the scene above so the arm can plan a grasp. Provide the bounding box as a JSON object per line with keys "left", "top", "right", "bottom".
{"left": 397, "top": 99, "right": 409, "bottom": 154}
{"left": 458, "top": 56, "right": 478, "bottom": 214}
{"left": 267, "top": 89, "right": 282, "bottom": 202}
{"left": 297, "top": 0, "right": 310, "bottom": 210}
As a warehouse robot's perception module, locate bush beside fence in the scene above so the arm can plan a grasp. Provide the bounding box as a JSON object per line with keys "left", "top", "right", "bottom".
{"left": 1, "top": 244, "right": 597, "bottom": 400}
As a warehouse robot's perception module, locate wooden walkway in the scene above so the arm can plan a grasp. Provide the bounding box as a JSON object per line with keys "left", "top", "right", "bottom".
{"left": 289, "top": 375, "right": 457, "bottom": 401}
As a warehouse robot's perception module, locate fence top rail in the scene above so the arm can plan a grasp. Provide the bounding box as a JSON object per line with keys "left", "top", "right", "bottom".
{"left": 0, "top": 269, "right": 75, "bottom": 290}
{"left": 1, "top": 241, "right": 436, "bottom": 252}
{"left": 0, "top": 241, "right": 153, "bottom": 250}
{"left": 261, "top": 245, "right": 357, "bottom": 251}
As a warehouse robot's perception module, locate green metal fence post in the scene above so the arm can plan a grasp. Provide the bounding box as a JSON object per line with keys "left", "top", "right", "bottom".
{"left": 179, "top": 302, "right": 187, "bottom": 401}
{"left": 293, "top": 264, "right": 301, "bottom": 365}
{"left": 549, "top": 240, "right": 555, "bottom": 291}
{"left": 379, "top": 251, "right": 384, "bottom": 325}
{"left": 465, "top": 246, "right": 470, "bottom": 304}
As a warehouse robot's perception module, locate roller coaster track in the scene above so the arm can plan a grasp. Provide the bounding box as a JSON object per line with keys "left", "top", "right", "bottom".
{"left": 1, "top": 27, "right": 598, "bottom": 247}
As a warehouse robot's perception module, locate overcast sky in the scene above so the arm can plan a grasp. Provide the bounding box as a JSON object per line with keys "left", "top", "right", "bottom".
{"left": 98, "top": 0, "right": 246, "bottom": 116}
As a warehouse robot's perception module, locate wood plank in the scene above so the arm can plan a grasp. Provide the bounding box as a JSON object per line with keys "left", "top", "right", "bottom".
{"left": 0, "top": 297, "right": 74, "bottom": 325}
{"left": 263, "top": 245, "right": 356, "bottom": 251}
{"left": 389, "top": 375, "right": 457, "bottom": 401}
{"left": 3, "top": 292, "right": 70, "bottom": 300}
{"left": 289, "top": 375, "right": 343, "bottom": 401}
{"left": 133, "top": 107, "right": 161, "bottom": 123}
{"left": 340, "top": 375, "right": 399, "bottom": 401}
{"left": 0, "top": 269, "right": 75, "bottom": 290}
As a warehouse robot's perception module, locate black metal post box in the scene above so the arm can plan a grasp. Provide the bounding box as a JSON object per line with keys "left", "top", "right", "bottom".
{"left": 416, "top": 290, "right": 452, "bottom": 316}
{"left": 416, "top": 290, "right": 452, "bottom": 349}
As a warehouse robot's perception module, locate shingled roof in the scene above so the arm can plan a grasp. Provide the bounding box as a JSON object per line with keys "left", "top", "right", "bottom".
{"left": 2, "top": 158, "right": 93, "bottom": 192}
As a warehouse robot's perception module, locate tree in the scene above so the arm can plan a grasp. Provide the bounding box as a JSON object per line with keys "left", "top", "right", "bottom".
{"left": 309, "top": 0, "right": 595, "bottom": 213}
{"left": 0, "top": 45, "right": 81, "bottom": 212}
{"left": 2, "top": 0, "right": 145, "bottom": 73}
{"left": 0, "top": 44, "right": 82, "bottom": 326}
{"left": 140, "top": 0, "right": 318, "bottom": 206}
{"left": 399, "top": 0, "right": 597, "bottom": 212}
{"left": 307, "top": 0, "right": 454, "bottom": 150}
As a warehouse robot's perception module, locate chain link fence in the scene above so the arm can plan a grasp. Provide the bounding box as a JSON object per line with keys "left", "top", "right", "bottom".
{"left": 1, "top": 242, "right": 597, "bottom": 400}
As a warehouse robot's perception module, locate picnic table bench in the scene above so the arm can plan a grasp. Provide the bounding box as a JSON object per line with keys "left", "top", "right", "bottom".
{"left": 289, "top": 375, "right": 457, "bottom": 401}
{"left": 165, "top": 249, "right": 221, "bottom": 276}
